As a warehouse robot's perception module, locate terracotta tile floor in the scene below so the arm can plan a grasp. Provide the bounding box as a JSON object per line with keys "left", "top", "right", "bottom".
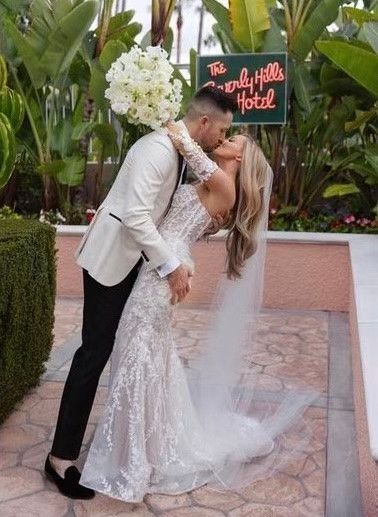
{"left": 0, "top": 298, "right": 360, "bottom": 516}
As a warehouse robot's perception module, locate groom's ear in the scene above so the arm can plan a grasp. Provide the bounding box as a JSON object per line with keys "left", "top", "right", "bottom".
{"left": 199, "top": 115, "right": 209, "bottom": 129}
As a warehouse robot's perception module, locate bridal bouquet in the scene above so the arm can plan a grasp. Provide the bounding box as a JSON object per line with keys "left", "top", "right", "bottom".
{"left": 105, "top": 45, "right": 182, "bottom": 130}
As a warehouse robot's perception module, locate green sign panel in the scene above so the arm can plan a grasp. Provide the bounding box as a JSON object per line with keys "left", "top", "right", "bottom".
{"left": 197, "top": 53, "right": 288, "bottom": 125}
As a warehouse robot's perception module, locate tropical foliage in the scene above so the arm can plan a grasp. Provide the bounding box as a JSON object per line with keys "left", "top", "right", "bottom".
{"left": 203, "top": 0, "right": 378, "bottom": 222}
{"left": 0, "top": 54, "right": 24, "bottom": 189}
{"left": 0, "top": 0, "right": 376, "bottom": 232}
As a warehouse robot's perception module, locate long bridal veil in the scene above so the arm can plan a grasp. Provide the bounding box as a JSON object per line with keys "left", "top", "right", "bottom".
{"left": 186, "top": 163, "right": 321, "bottom": 492}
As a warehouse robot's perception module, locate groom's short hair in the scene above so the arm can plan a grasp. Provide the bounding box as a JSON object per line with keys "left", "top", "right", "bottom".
{"left": 186, "top": 86, "right": 238, "bottom": 119}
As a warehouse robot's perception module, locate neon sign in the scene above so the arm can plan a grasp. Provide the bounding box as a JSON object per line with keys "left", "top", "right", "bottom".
{"left": 197, "top": 53, "right": 288, "bottom": 125}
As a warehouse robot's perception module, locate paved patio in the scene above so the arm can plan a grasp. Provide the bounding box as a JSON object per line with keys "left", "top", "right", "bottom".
{"left": 0, "top": 298, "right": 363, "bottom": 516}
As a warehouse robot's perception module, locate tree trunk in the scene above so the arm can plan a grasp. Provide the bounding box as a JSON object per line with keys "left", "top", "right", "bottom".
{"left": 176, "top": 1, "right": 183, "bottom": 63}
{"left": 197, "top": 2, "right": 204, "bottom": 54}
{"left": 42, "top": 175, "right": 59, "bottom": 210}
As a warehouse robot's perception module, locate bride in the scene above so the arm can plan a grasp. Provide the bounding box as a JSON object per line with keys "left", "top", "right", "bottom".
{"left": 79, "top": 120, "right": 319, "bottom": 502}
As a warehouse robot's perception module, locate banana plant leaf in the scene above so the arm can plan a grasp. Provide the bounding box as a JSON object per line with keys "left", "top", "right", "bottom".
{"left": 323, "top": 183, "right": 360, "bottom": 197}
{"left": 3, "top": 0, "right": 98, "bottom": 89}
{"left": 229, "top": 0, "right": 271, "bottom": 51}
{"left": 89, "top": 39, "right": 128, "bottom": 112}
{"left": 345, "top": 108, "right": 378, "bottom": 131}
{"left": 262, "top": 12, "right": 286, "bottom": 52}
{"left": 293, "top": 63, "right": 318, "bottom": 114}
{"left": 98, "top": 10, "right": 135, "bottom": 39}
{"left": 291, "top": 0, "right": 344, "bottom": 61}
{"left": 316, "top": 40, "right": 378, "bottom": 97}
{"left": 91, "top": 122, "right": 119, "bottom": 159}
{"left": 38, "top": 155, "right": 86, "bottom": 187}
{"left": 203, "top": 0, "right": 246, "bottom": 52}
{"left": 0, "top": 0, "right": 31, "bottom": 16}
{"left": 343, "top": 6, "right": 378, "bottom": 26}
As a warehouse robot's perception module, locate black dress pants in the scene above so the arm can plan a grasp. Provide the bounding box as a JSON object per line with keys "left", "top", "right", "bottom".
{"left": 51, "top": 259, "right": 143, "bottom": 460}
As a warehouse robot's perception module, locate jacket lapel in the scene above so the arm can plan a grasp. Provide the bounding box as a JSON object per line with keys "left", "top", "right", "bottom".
{"left": 176, "top": 152, "right": 184, "bottom": 189}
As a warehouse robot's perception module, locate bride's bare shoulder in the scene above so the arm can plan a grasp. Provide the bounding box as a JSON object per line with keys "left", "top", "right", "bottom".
{"left": 202, "top": 179, "right": 236, "bottom": 217}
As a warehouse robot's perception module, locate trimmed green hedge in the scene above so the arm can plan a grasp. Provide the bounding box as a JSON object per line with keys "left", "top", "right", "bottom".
{"left": 0, "top": 220, "right": 56, "bottom": 424}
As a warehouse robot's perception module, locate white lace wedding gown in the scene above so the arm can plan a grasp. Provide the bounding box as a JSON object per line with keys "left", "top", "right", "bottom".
{"left": 80, "top": 183, "right": 279, "bottom": 502}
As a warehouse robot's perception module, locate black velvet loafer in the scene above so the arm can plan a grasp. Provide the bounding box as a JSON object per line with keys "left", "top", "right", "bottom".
{"left": 44, "top": 455, "right": 95, "bottom": 499}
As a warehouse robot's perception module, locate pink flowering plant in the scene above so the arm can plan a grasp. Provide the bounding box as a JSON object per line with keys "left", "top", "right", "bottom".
{"left": 268, "top": 209, "right": 377, "bottom": 234}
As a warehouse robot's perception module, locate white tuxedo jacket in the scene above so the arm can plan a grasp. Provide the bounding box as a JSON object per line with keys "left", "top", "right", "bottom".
{"left": 75, "top": 129, "right": 184, "bottom": 286}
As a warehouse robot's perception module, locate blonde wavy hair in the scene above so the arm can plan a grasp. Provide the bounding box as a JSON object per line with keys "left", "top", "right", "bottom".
{"left": 223, "top": 136, "right": 272, "bottom": 280}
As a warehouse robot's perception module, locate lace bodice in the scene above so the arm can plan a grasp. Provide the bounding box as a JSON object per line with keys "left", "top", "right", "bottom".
{"left": 159, "top": 183, "right": 211, "bottom": 243}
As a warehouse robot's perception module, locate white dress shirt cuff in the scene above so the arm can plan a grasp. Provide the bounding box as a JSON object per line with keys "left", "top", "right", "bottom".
{"left": 156, "top": 257, "right": 181, "bottom": 278}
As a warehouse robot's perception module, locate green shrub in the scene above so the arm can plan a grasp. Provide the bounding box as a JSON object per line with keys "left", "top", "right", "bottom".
{"left": 0, "top": 220, "right": 56, "bottom": 424}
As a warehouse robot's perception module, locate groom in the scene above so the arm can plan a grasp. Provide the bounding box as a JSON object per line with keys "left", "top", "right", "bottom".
{"left": 45, "top": 86, "right": 237, "bottom": 498}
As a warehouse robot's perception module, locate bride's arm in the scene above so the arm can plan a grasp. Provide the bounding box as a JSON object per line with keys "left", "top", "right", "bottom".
{"left": 166, "top": 120, "right": 232, "bottom": 194}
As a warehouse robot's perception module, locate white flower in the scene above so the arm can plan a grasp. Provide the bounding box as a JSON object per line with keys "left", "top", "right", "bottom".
{"left": 105, "top": 45, "right": 183, "bottom": 130}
